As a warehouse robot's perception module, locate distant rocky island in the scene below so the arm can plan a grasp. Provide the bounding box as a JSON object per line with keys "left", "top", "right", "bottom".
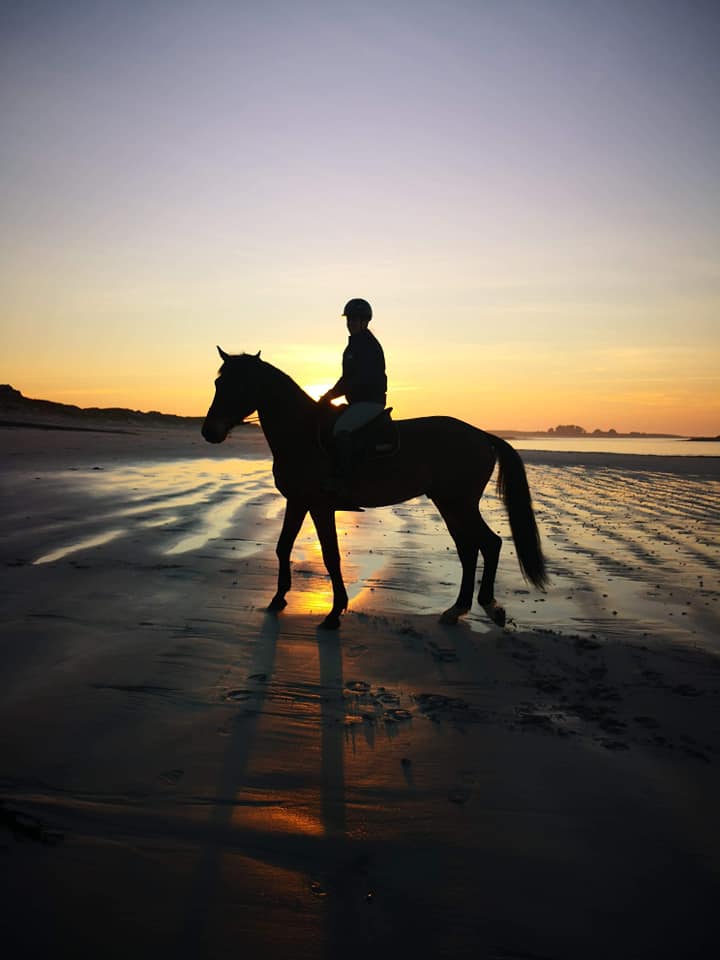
{"left": 537, "top": 424, "right": 717, "bottom": 441}
{"left": 542, "top": 423, "right": 681, "bottom": 439}
{"left": 0, "top": 384, "right": 205, "bottom": 432}
{"left": 495, "top": 423, "right": 683, "bottom": 440}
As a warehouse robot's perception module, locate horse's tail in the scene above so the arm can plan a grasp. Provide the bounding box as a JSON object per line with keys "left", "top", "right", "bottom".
{"left": 487, "top": 433, "right": 548, "bottom": 590}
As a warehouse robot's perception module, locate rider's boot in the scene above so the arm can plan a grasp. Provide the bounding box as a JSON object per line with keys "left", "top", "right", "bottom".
{"left": 325, "top": 431, "right": 363, "bottom": 510}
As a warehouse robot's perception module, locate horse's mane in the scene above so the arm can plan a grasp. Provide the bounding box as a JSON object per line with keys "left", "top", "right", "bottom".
{"left": 222, "top": 352, "right": 316, "bottom": 405}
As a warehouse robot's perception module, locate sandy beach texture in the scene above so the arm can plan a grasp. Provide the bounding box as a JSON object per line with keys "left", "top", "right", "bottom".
{"left": 1, "top": 422, "right": 719, "bottom": 959}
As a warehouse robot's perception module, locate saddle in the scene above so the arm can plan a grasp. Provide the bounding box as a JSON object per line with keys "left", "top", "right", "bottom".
{"left": 318, "top": 406, "right": 399, "bottom": 461}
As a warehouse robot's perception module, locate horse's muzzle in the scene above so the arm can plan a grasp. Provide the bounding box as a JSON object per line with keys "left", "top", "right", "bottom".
{"left": 201, "top": 420, "right": 227, "bottom": 444}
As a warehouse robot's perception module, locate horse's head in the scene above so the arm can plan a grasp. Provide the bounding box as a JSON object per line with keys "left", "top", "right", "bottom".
{"left": 201, "top": 347, "right": 263, "bottom": 443}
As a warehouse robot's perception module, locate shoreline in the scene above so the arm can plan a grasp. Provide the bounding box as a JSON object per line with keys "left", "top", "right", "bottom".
{"left": 521, "top": 447, "right": 720, "bottom": 475}
{"left": 2, "top": 416, "right": 719, "bottom": 467}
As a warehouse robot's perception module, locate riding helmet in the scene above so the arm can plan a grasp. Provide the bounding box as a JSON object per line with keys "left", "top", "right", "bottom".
{"left": 342, "top": 298, "right": 372, "bottom": 322}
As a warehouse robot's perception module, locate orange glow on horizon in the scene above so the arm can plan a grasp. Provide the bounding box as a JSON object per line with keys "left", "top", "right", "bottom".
{"left": 5, "top": 337, "right": 719, "bottom": 437}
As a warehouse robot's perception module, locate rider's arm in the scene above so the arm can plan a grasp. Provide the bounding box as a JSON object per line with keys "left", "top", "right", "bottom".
{"left": 320, "top": 376, "right": 345, "bottom": 403}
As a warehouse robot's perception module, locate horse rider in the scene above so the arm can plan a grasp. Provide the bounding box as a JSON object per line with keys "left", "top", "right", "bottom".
{"left": 319, "top": 298, "right": 387, "bottom": 489}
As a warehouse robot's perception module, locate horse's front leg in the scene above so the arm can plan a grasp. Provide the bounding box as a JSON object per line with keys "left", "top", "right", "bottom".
{"left": 267, "top": 499, "right": 308, "bottom": 613}
{"left": 310, "top": 504, "right": 349, "bottom": 630}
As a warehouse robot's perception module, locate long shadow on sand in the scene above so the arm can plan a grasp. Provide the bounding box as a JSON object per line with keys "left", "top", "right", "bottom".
{"left": 179, "top": 615, "right": 351, "bottom": 960}
{"left": 179, "top": 612, "right": 282, "bottom": 955}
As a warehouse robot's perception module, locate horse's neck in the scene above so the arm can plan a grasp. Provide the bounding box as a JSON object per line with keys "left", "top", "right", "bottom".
{"left": 256, "top": 365, "right": 316, "bottom": 456}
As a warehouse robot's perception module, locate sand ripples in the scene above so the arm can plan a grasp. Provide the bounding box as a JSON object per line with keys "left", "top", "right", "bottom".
{"left": 5, "top": 453, "right": 718, "bottom": 650}
{"left": 15, "top": 459, "right": 279, "bottom": 566}
{"left": 527, "top": 465, "right": 720, "bottom": 646}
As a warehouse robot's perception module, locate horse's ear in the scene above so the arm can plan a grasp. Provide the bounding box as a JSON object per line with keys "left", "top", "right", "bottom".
{"left": 254, "top": 350, "right": 261, "bottom": 359}
{"left": 217, "top": 346, "right": 230, "bottom": 362}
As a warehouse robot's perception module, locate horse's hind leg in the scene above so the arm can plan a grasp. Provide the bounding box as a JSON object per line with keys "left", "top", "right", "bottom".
{"left": 431, "top": 497, "right": 480, "bottom": 625}
{"left": 268, "top": 500, "right": 308, "bottom": 612}
{"left": 476, "top": 515, "right": 506, "bottom": 627}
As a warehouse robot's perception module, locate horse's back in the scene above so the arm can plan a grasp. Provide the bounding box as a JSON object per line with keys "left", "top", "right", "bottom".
{"left": 392, "top": 415, "right": 497, "bottom": 494}
{"left": 396, "top": 415, "right": 491, "bottom": 446}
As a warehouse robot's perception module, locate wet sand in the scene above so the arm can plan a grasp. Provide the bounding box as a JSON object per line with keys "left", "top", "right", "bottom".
{"left": 1, "top": 423, "right": 719, "bottom": 958}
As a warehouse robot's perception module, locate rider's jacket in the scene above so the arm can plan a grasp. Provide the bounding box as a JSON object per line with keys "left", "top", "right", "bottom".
{"left": 332, "top": 328, "right": 387, "bottom": 406}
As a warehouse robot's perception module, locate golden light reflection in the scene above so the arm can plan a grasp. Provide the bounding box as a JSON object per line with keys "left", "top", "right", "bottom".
{"left": 292, "top": 512, "right": 400, "bottom": 616}
{"left": 289, "top": 511, "right": 368, "bottom": 613}
{"left": 234, "top": 803, "right": 325, "bottom": 838}
{"left": 291, "top": 583, "right": 335, "bottom": 617}
{"left": 224, "top": 619, "right": 344, "bottom": 847}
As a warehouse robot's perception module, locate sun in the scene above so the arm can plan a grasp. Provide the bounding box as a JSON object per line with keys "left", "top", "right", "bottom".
{"left": 303, "top": 382, "right": 335, "bottom": 401}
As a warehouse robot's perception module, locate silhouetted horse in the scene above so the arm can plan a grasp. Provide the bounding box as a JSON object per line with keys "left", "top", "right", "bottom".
{"left": 202, "top": 349, "right": 547, "bottom": 629}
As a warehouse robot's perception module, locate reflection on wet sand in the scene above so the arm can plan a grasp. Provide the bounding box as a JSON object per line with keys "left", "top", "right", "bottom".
{"left": 16, "top": 454, "right": 720, "bottom": 648}
{"left": 34, "top": 528, "right": 125, "bottom": 564}
{"left": 19, "top": 458, "right": 277, "bottom": 566}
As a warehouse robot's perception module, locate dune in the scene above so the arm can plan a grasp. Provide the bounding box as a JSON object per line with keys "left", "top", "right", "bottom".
{"left": 1, "top": 421, "right": 719, "bottom": 958}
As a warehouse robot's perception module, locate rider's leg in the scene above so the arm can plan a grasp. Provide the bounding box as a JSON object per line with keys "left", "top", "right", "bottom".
{"left": 332, "top": 429, "right": 354, "bottom": 480}
{"left": 332, "top": 402, "right": 384, "bottom": 436}
{"left": 328, "top": 403, "right": 378, "bottom": 483}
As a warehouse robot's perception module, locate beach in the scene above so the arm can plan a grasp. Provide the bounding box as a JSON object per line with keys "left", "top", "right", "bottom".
{"left": 1, "top": 422, "right": 719, "bottom": 959}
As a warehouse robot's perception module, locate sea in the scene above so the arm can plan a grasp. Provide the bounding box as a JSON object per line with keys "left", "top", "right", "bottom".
{"left": 508, "top": 436, "right": 720, "bottom": 458}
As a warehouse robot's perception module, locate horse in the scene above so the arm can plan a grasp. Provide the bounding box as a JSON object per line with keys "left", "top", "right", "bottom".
{"left": 202, "top": 348, "right": 548, "bottom": 630}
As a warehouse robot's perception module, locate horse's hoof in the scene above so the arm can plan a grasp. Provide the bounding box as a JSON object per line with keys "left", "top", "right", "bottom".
{"left": 319, "top": 613, "right": 341, "bottom": 630}
{"left": 482, "top": 600, "right": 506, "bottom": 627}
{"left": 267, "top": 596, "right": 287, "bottom": 613}
{"left": 439, "top": 605, "right": 469, "bottom": 626}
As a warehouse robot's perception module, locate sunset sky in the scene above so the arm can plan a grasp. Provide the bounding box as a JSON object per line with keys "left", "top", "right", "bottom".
{"left": 2, "top": 0, "right": 719, "bottom": 434}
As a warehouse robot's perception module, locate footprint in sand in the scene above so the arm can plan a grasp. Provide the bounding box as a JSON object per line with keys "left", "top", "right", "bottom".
{"left": 384, "top": 708, "right": 412, "bottom": 723}
{"left": 376, "top": 687, "right": 400, "bottom": 704}
{"left": 344, "top": 714, "right": 365, "bottom": 727}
